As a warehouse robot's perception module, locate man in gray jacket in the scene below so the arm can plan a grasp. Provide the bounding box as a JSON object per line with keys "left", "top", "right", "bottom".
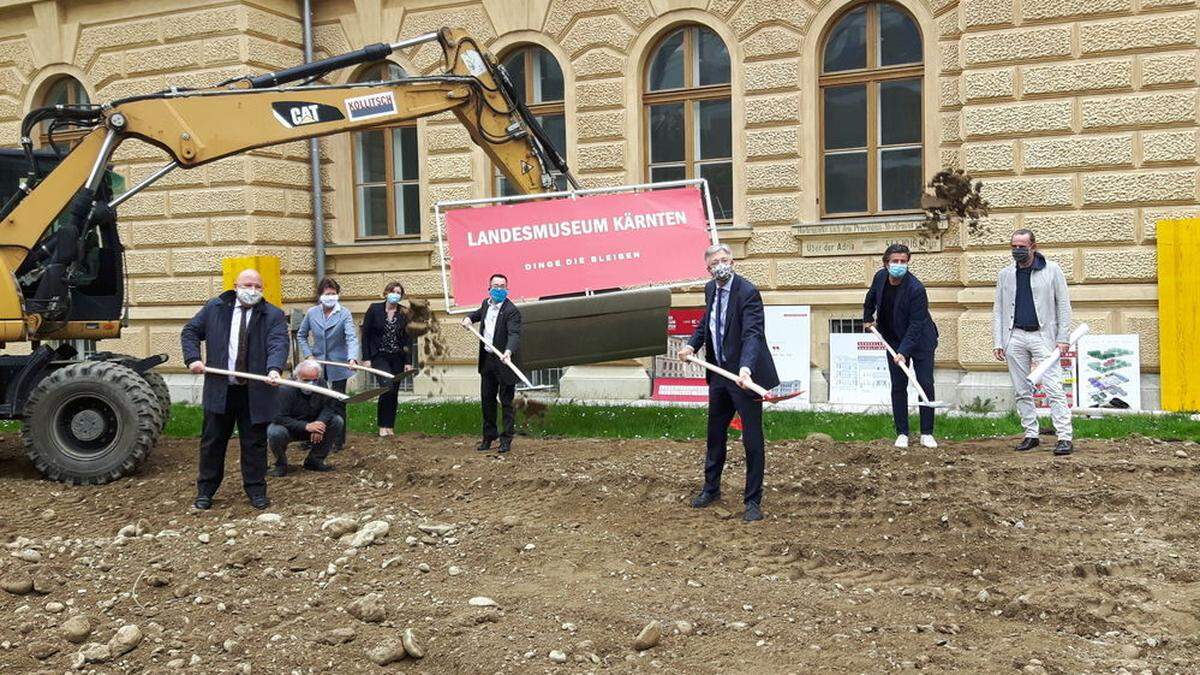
{"left": 993, "top": 229, "right": 1074, "bottom": 455}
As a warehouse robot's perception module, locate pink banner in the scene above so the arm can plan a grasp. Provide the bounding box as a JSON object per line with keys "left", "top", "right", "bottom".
{"left": 445, "top": 187, "right": 711, "bottom": 306}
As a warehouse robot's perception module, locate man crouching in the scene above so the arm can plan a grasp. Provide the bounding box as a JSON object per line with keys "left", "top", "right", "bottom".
{"left": 268, "top": 360, "right": 342, "bottom": 476}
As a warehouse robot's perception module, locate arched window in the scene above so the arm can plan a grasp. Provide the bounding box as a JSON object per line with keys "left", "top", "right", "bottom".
{"left": 643, "top": 25, "right": 732, "bottom": 222}
{"left": 37, "top": 76, "right": 91, "bottom": 151}
{"left": 352, "top": 62, "right": 420, "bottom": 238}
{"left": 494, "top": 45, "right": 567, "bottom": 196}
{"left": 820, "top": 2, "right": 923, "bottom": 216}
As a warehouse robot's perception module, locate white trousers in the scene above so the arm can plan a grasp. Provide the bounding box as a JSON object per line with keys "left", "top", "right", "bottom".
{"left": 1005, "top": 328, "right": 1072, "bottom": 441}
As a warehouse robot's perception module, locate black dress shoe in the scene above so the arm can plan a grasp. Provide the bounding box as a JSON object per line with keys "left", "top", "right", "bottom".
{"left": 690, "top": 491, "right": 720, "bottom": 508}
{"left": 303, "top": 460, "right": 335, "bottom": 472}
{"left": 1053, "top": 440, "right": 1074, "bottom": 456}
{"left": 497, "top": 441, "right": 511, "bottom": 454}
{"left": 268, "top": 464, "right": 288, "bottom": 478}
{"left": 1015, "top": 437, "right": 1040, "bottom": 452}
{"left": 193, "top": 496, "right": 213, "bottom": 510}
{"left": 249, "top": 495, "right": 270, "bottom": 510}
{"left": 476, "top": 438, "right": 497, "bottom": 452}
{"left": 743, "top": 502, "right": 764, "bottom": 522}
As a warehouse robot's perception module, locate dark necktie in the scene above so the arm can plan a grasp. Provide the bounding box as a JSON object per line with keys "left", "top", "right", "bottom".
{"left": 234, "top": 307, "right": 251, "bottom": 373}
{"left": 714, "top": 288, "right": 725, "bottom": 366}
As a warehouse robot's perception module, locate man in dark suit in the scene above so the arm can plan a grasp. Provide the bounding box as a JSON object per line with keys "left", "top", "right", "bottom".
{"left": 181, "top": 269, "right": 289, "bottom": 510}
{"left": 678, "top": 244, "right": 780, "bottom": 522}
{"left": 460, "top": 273, "right": 522, "bottom": 453}
{"left": 267, "top": 360, "right": 342, "bottom": 476}
{"left": 863, "top": 243, "right": 940, "bottom": 449}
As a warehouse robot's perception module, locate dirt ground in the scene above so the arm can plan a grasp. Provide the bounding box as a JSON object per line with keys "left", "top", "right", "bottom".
{"left": 1, "top": 430, "right": 1199, "bottom": 673}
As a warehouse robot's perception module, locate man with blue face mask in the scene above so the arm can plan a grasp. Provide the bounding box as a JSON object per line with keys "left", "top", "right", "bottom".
{"left": 863, "top": 244, "right": 940, "bottom": 449}
{"left": 461, "top": 273, "right": 522, "bottom": 453}
{"left": 993, "top": 229, "right": 1074, "bottom": 456}
{"left": 181, "top": 268, "right": 289, "bottom": 510}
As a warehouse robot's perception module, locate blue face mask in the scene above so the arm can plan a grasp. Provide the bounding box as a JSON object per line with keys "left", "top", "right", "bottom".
{"left": 489, "top": 288, "right": 508, "bottom": 304}
{"left": 386, "top": 292, "right": 402, "bottom": 304}
{"left": 887, "top": 263, "right": 908, "bottom": 278}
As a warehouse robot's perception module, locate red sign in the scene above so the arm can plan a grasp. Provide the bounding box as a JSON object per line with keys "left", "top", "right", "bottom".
{"left": 667, "top": 308, "right": 704, "bottom": 336}
{"left": 651, "top": 377, "right": 709, "bottom": 403}
{"left": 445, "top": 187, "right": 710, "bottom": 306}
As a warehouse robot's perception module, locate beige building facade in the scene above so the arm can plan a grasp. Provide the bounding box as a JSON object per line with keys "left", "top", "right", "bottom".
{"left": 0, "top": 0, "right": 1196, "bottom": 406}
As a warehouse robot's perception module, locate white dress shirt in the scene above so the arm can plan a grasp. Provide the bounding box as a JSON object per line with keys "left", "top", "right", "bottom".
{"left": 483, "top": 301, "right": 501, "bottom": 345}
{"left": 709, "top": 280, "right": 730, "bottom": 365}
{"left": 227, "top": 304, "right": 249, "bottom": 383}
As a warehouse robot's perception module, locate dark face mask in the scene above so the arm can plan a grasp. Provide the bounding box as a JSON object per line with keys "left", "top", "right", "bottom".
{"left": 1012, "top": 247, "right": 1031, "bottom": 264}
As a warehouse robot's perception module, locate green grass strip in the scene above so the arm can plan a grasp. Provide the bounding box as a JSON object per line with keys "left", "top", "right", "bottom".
{"left": 161, "top": 402, "right": 1200, "bottom": 442}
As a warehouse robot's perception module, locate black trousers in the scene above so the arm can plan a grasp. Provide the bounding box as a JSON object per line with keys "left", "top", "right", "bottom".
{"left": 886, "top": 351, "right": 935, "bottom": 435}
{"left": 197, "top": 385, "right": 268, "bottom": 499}
{"left": 267, "top": 416, "right": 343, "bottom": 466}
{"left": 480, "top": 355, "right": 515, "bottom": 442}
{"left": 330, "top": 378, "right": 347, "bottom": 448}
{"left": 373, "top": 351, "right": 406, "bottom": 429}
{"left": 703, "top": 379, "right": 765, "bottom": 505}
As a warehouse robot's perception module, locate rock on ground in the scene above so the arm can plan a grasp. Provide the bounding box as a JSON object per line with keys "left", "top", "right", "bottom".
{"left": 109, "top": 624, "right": 143, "bottom": 657}
{"left": 345, "top": 520, "right": 390, "bottom": 548}
{"left": 633, "top": 620, "right": 662, "bottom": 650}
{"left": 348, "top": 593, "right": 387, "bottom": 623}
{"left": 60, "top": 615, "right": 92, "bottom": 644}
{"left": 366, "top": 639, "right": 406, "bottom": 666}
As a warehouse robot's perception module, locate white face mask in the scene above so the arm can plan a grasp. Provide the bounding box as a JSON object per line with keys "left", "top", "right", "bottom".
{"left": 236, "top": 287, "right": 262, "bottom": 306}
{"left": 319, "top": 294, "right": 339, "bottom": 308}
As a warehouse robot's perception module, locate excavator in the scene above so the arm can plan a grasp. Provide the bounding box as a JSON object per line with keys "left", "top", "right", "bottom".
{"left": 0, "top": 27, "right": 577, "bottom": 485}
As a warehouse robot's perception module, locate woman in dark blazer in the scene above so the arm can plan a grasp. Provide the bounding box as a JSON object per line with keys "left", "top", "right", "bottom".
{"left": 361, "top": 281, "right": 414, "bottom": 436}
{"left": 863, "top": 243, "right": 940, "bottom": 450}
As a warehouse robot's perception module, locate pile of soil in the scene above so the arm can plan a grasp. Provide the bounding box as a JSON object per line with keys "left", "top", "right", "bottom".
{"left": 1, "top": 432, "right": 1198, "bottom": 672}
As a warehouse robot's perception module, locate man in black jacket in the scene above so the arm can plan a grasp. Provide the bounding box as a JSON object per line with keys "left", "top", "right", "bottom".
{"left": 266, "top": 360, "right": 342, "bottom": 476}
{"left": 678, "top": 244, "right": 780, "bottom": 522}
{"left": 181, "top": 269, "right": 289, "bottom": 510}
{"left": 460, "top": 273, "right": 521, "bottom": 453}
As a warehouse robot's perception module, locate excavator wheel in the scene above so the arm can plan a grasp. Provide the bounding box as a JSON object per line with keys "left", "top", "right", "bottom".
{"left": 139, "top": 369, "right": 172, "bottom": 434}
{"left": 21, "top": 361, "right": 162, "bottom": 485}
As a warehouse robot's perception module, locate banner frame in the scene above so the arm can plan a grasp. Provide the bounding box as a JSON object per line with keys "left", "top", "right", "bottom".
{"left": 433, "top": 178, "right": 720, "bottom": 314}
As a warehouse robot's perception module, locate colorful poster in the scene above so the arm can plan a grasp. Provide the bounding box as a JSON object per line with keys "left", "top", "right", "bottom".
{"left": 1077, "top": 334, "right": 1141, "bottom": 411}
{"left": 764, "top": 306, "right": 811, "bottom": 408}
{"left": 652, "top": 309, "right": 707, "bottom": 402}
{"left": 828, "top": 333, "right": 921, "bottom": 406}
{"left": 1034, "top": 349, "right": 1077, "bottom": 409}
{"left": 444, "top": 187, "right": 711, "bottom": 306}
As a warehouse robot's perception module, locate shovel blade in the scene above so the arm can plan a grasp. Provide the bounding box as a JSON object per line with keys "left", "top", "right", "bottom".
{"left": 343, "top": 387, "right": 389, "bottom": 404}
{"left": 916, "top": 400, "right": 948, "bottom": 409}
{"left": 759, "top": 390, "right": 805, "bottom": 404}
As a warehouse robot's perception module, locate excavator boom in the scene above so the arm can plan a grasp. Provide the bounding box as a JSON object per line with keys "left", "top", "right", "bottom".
{"left": 0, "top": 27, "right": 573, "bottom": 341}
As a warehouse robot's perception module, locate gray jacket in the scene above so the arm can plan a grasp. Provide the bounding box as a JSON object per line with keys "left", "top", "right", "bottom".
{"left": 992, "top": 253, "right": 1071, "bottom": 349}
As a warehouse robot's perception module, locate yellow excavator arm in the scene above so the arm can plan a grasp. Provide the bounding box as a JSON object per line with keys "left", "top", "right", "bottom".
{"left": 0, "top": 27, "right": 573, "bottom": 341}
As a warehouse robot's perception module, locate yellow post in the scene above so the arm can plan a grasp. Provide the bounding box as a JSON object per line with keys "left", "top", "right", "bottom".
{"left": 1157, "top": 218, "right": 1200, "bottom": 412}
{"left": 221, "top": 255, "right": 283, "bottom": 308}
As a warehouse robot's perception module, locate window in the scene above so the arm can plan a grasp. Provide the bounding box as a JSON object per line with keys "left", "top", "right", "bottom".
{"left": 830, "top": 318, "right": 866, "bottom": 334}
{"left": 820, "top": 3, "right": 923, "bottom": 217}
{"left": 37, "top": 76, "right": 91, "bottom": 151}
{"left": 494, "top": 45, "right": 568, "bottom": 196}
{"left": 352, "top": 62, "right": 420, "bottom": 238}
{"left": 642, "top": 25, "right": 733, "bottom": 222}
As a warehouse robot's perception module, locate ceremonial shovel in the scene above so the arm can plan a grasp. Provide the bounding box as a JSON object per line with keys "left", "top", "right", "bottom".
{"left": 462, "top": 324, "right": 552, "bottom": 392}
{"left": 684, "top": 355, "right": 803, "bottom": 404}
{"left": 201, "top": 367, "right": 349, "bottom": 401}
{"left": 1027, "top": 323, "right": 1089, "bottom": 386}
{"left": 867, "top": 327, "right": 946, "bottom": 408}
{"left": 311, "top": 359, "right": 397, "bottom": 379}
{"left": 308, "top": 360, "right": 402, "bottom": 403}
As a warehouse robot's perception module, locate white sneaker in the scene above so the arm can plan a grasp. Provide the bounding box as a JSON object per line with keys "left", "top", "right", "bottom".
{"left": 894, "top": 434, "right": 909, "bottom": 448}
{"left": 920, "top": 434, "right": 938, "bottom": 449}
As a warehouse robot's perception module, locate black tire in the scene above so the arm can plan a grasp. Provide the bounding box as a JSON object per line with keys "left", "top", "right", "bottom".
{"left": 21, "top": 361, "right": 162, "bottom": 485}
{"left": 140, "top": 369, "right": 172, "bottom": 433}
